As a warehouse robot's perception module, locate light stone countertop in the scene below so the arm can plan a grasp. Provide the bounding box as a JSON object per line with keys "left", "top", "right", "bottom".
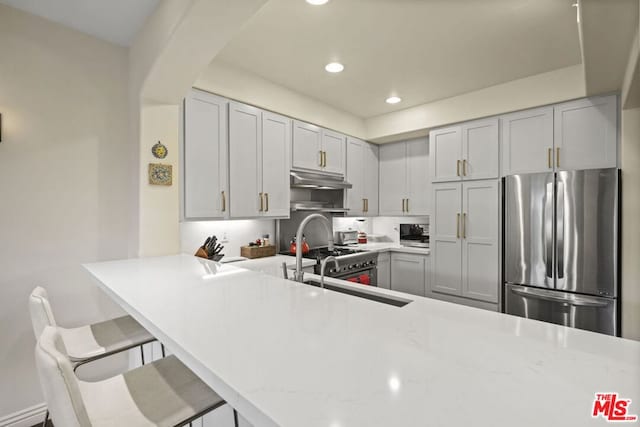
{"left": 84, "top": 254, "right": 640, "bottom": 427}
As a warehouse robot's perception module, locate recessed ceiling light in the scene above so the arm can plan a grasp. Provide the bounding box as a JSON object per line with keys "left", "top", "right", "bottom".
{"left": 306, "top": 0, "right": 329, "bottom": 5}
{"left": 325, "top": 62, "right": 344, "bottom": 73}
{"left": 386, "top": 96, "right": 402, "bottom": 104}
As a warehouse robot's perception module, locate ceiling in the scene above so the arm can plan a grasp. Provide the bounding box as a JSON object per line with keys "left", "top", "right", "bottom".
{"left": 0, "top": 0, "right": 159, "bottom": 46}
{"left": 214, "top": 0, "right": 582, "bottom": 118}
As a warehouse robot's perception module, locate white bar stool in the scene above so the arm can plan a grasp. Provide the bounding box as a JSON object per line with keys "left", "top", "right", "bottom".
{"left": 29, "top": 286, "right": 156, "bottom": 368}
{"left": 36, "top": 325, "right": 227, "bottom": 427}
{"left": 30, "top": 286, "right": 157, "bottom": 426}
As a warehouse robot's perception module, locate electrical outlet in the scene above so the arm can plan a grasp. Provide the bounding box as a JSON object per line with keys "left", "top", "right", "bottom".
{"left": 221, "top": 232, "right": 229, "bottom": 243}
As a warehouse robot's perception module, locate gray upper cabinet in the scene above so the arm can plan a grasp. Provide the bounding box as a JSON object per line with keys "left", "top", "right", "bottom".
{"left": 229, "top": 102, "right": 291, "bottom": 219}
{"left": 430, "top": 126, "right": 462, "bottom": 182}
{"left": 292, "top": 120, "right": 345, "bottom": 175}
{"left": 379, "top": 138, "right": 430, "bottom": 216}
{"left": 461, "top": 118, "right": 499, "bottom": 180}
{"left": 554, "top": 94, "right": 617, "bottom": 171}
{"left": 430, "top": 118, "right": 499, "bottom": 182}
{"left": 292, "top": 120, "right": 322, "bottom": 172}
{"left": 182, "top": 89, "right": 229, "bottom": 220}
{"left": 322, "top": 129, "right": 346, "bottom": 175}
{"left": 501, "top": 106, "right": 554, "bottom": 176}
{"left": 379, "top": 141, "right": 406, "bottom": 216}
{"left": 346, "top": 137, "right": 378, "bottom": 216}
{"left": 501, "top": 94, "right": 618, "bottom": 176}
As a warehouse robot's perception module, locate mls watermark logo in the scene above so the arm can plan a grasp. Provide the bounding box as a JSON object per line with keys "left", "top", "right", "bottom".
{"left": 592, "top": 393, "right": 638, "bottom": 422}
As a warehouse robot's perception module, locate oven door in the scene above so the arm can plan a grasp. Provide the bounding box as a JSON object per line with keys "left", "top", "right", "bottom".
{"left": 334, "top": 267, "right": 377, "bottom": 286}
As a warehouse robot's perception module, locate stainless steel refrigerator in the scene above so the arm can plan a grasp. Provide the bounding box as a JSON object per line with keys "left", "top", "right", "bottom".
{"left": 503, "top": 168, "right": 619, "bottom": 336}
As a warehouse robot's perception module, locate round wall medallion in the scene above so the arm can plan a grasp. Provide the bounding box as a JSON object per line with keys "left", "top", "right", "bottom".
{"left": 152, "top": 141, "right": 168, "bottom": 159}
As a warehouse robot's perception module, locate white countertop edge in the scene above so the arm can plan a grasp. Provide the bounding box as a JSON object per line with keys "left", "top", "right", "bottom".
{"left": 83, "top": 262, "right": 280, "bottom": 427}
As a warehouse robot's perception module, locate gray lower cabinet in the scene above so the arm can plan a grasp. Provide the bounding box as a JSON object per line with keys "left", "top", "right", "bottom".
{"left": 377, "top": 252, "right": 391, "bottom": 289}
{"left": 390, "top": 253, "right": 428, "bottom": 297}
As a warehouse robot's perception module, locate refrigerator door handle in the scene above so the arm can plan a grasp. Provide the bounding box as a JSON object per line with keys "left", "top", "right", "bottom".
{"left": 510, "top": 286, "right": 609, "bottom": 308}
{"left": 556, "top": 180, "right": 565, "bottom": 280}
{"left": 544, "top": 181, "right": 554, "bottom": 281}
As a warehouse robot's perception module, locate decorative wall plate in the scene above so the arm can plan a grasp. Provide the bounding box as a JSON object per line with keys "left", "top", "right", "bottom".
{"left": 148, "top": 163, "right": 172, "bottom": 186}
{"left": 152, "top": 141, "right": 168, "bottom": 159}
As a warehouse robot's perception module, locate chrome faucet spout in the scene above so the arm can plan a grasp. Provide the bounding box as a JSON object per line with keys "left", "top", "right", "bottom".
{"left": 320, "top": 256, "right": 339, "bottom": 288}
{"left": 294, "top": 213, "right": 334, "bottom": 282}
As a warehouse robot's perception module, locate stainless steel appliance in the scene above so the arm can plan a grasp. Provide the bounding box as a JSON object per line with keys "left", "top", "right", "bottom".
{"left": 334, "top": 230, "right": 358, "bottom": 245}
{"left": 399, "top": 224, "right": 429, "bottom": 248}
{"left": 285, "top": 246, "right": 378, "bottom": 286}
{"left": 503, "top": 168, "right": 619, "bottom": 336}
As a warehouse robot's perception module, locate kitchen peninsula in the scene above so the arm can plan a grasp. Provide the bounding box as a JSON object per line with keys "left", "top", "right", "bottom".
{"left": 84, "top": 254, "right": 640, "bottom": 427}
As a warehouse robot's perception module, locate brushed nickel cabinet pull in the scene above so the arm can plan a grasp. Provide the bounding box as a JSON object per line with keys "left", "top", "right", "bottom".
{"left": 457, "top": 160, "right": 461, "bottom": 176}
{"left": 456, "top": 213, "right": 460, "bottom": 239}
{"left": 548, "top": 148, "right": 552, "bottom": 169}
{"left": 365, "top": 198, "right": 369, "bottom": 213}
{"left": 319, "top": 151, "right": 323, "bottom": 167}
{"left": 463, "top": 213, "right": 467, "bottom": 239}
{"left": 259, "top": 193, "right": 264, "bottom": 212}
{"left": 401, "top": 198, "right": 405, "bottom": 212}
{"left": 363, "top": 198, "right": 366, "bottom": 213}
{"left": 221, "top": 191, "right": 226, "bottom": 212}
{"left": 265, "top": 193, "right": 269, "bottom": 212}
{"left": 556, "top": 147, "right": 560, "bottom": 168}
{"left": 406, "top": 198, "right": 409, "bottom": 212}
{"left": 463, "top": 159, "right": 467, "bottom": 176}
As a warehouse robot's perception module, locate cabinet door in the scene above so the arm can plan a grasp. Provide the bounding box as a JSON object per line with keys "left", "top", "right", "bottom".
{"left": 462, "top": 180, "right": 499, "bottom": 303}
{"left": 391, "top": 253, "right": 425, "bottom": 296}
{"left": 363, "top": 143, "right": 379, "bottom": 216}
{"left": 431, "top": 182, "right": 462, "bottom": 296}
{"left": 554, "top": 95, "right": 617, "bottom": 171}
{"left": 229, "top": 102, "right": 261, "bottom": 218}
{"left": 406, "top": 138, "right": 430, "bottom": 215}
{"left": 376, "top": 252, "right": 391, "bottom": 289}
{"left": 345, "top": 138, "right": 365, "bottom": 216}
{"left": 292, "top": 120, "right": 322, "bottom": 172}
{"left": 429, "top": 126, "right": 462, "bottom": 182}
{"left": 462, "top": 118, "right": 499, "bottom": 180}
{"left": 262, "top": 111, "right": 291, "bottom": 218}
{"left": 322, "top": 129, "right": 346, "bottom": 175}
{"left": 501, "top": 106, "right": 553, "bottom": 175}
{"left": 183, "top": 89, "right": 228, "bottom": 219}
{"left": 379, "top": 142, "right": 407, "bottom": 215}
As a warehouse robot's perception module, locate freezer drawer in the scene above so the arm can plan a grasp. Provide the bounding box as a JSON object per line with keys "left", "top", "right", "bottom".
{"left": 504, "top": 284, "right": 617, "bottom": 336}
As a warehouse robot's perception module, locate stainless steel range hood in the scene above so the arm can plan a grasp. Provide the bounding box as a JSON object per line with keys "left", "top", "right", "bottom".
{"left": 290, "top": 171, "right": 352, "bottom": 190}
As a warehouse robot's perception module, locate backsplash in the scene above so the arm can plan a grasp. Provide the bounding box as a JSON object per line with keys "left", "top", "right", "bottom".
{"left": 333, "top": 216, "right": 429, "bottom": 244}
{"left": 180, "top": 220, "right": 276, "bottom": 258}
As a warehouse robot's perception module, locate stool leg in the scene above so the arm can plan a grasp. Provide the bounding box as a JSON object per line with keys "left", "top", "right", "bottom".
{"left": 42, "top": 410, "right": 49, "bottom": 427}
{"left": 233, "top": 408, "right": 239, "bottom": 427}
{"left": 140, "top": 345, "right": 145, "bottom": 365}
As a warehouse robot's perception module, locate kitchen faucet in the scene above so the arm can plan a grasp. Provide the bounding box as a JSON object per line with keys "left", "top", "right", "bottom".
{"left": 320, "top": 256, "right": 339, "bottom": 288}
{"left": 294, "top": 213, "right": 334, "bottom": 282}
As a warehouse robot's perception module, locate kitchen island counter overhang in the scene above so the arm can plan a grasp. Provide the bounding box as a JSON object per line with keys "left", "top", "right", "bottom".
{"left": 83, "top": 254, "right": 640, "bottom": 427}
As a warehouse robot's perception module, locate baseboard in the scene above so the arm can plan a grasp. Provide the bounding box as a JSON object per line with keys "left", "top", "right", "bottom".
{"left": 0, "top": 403, "right": 47, "bottom": 427}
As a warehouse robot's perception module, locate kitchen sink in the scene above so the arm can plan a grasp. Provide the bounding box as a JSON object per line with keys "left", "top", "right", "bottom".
{"left": 302, "top": 279, "right": 412, "bottom": 307}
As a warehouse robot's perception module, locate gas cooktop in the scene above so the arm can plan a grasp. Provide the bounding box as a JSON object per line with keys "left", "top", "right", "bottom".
{"left": 281, "top": 246, "right": 364, "bottom": 260}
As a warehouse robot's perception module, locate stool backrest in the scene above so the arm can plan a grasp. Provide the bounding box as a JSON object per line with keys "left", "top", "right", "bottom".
{"left": 29, "top": 287, "right": 57, "bottom": 339}
{"left": 35, "top": 326, "right": 91, "bottom": 427}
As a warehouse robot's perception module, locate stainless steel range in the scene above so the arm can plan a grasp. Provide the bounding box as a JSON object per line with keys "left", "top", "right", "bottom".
{"left": 287, "top": 246, "right": 379, "bottom": 286}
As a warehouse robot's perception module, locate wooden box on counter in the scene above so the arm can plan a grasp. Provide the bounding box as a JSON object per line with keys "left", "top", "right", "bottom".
{"left": 240, "top": 245, "right": 277, "bottom": 259}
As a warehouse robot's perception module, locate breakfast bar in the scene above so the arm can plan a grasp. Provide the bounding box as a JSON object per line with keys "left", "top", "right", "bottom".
{"left": 84, "top": 254, "right": 640, "bottom": 427}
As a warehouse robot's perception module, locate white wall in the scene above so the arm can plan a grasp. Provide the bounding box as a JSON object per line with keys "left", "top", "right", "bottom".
{"left": 621, "top": 107, "right": 640, "bottom": 340}
{"left": 366, "top": 65, "right": 586, "bottom": 143}
{"left": 0, "top": 4, "right": 132, "bottom": 424}
{"left": 196, "top": 61, "right": 367, "bottom": 139}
